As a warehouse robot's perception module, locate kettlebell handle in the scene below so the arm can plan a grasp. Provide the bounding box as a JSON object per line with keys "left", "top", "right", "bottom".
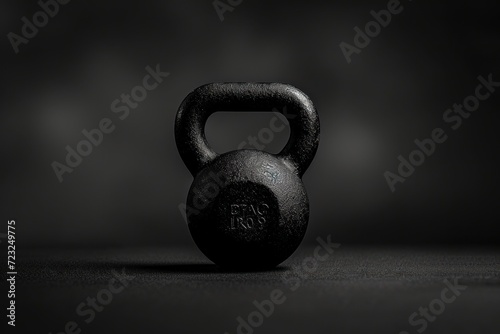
{"left": 175, "top": 83, "right": 320, "bottom": 177}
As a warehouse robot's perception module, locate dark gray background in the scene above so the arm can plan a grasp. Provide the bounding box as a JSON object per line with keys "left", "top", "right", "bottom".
{"left": 2, "top": 0, "right": 499, "bottom": 247}
{"left": 2, "top": 1, "right": 500, "bottom": 334}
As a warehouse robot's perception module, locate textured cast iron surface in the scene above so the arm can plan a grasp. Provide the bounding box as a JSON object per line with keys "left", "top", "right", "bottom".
{"left": 175, "top": 83, "right": 320, "bottom": 269}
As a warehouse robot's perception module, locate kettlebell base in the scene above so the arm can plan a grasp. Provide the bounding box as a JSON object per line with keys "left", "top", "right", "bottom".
{"left": 186, "top": 150, "right": 309, "bottom": 269}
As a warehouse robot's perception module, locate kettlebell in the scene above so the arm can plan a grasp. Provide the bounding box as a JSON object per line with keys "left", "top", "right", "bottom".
{"left": 175, "top": 83, "right": 320, "bottom": 269}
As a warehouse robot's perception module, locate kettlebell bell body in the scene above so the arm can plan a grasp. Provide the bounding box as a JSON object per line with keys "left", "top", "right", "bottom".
{"left": 175, "top": 83, "right": 319, "bottom": 269}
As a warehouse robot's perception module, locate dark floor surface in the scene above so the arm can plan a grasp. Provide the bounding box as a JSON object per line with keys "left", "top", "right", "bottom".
{"left": 6, "top": 245, "right": 500, "bottom": 334}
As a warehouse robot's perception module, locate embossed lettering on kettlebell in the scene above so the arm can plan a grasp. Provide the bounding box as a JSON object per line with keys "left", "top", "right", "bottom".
{"left": 230, "top": 203, "right": 269, "bottom": 230}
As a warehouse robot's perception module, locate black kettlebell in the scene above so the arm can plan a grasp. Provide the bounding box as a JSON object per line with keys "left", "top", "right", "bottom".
{"left": 175, "top": 83, "right": 320, "bottom": 269}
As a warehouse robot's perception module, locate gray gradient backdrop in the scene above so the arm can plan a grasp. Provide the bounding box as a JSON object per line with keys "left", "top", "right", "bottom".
{"left": 2, "top": 0, "right": 499, "bottom": 247}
